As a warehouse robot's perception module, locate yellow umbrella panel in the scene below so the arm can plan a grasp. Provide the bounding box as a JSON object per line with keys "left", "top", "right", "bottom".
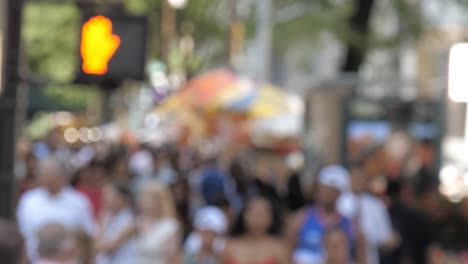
{"left": 225, "top": 84, "right": 303, "bottom": 118}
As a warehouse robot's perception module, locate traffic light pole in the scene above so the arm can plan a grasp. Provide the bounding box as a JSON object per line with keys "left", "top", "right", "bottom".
{"left": 0, "top": 0, "right": 23, "bottom": 219}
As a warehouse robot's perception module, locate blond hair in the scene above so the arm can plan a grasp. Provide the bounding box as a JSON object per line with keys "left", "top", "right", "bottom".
{"left": 140, "top": 181, "right": 176, "bottom": 218}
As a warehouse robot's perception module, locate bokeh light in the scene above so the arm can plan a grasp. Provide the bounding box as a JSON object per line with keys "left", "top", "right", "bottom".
{"left": 79, "top": 127, "right": 90, "bottom": 143}
{"left": 89, "top": 127, "right": 103, "bottom": 142}
{"left": 63, "top": 127, "right": 79, "bottom": 143}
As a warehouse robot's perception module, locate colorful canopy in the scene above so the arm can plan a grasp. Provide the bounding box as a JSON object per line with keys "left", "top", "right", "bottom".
{"left": 224, "top": 84, "right": 303, "bottom": 118}
{"left": 157, "top": 70, "right": 303, "bottom": 120}
{"left": 177, "top": 69, "right": 237, "bottom": 107}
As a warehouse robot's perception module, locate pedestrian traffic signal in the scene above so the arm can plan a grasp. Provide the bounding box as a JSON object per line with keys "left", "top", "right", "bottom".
{"left": 81, "top": 15, "right": 121, "bottom": 75}
{"left": 75, "top": 14, "right": 147, "bottom": 85}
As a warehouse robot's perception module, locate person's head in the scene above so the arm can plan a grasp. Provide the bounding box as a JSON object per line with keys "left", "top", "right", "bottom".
{"left": 194, "top": 206, "right": 227, "bottom": 250}
{"left": 103, "top": 182, "right": 133, "bottom": 214}
{"left": 37, "top": 223, "right": 76, "bottom": 262}
{"left": 25, "top": 153, "right": 37, "bottom": 174}
{"left": 0, "top": 220, "right": 25, "bottom": 264}
{"left": 138, "top": 181, "right": 176, "bottom": 218}
{"left": 38, "top": 158, "right": 67, "bottom": 194}
{"left": 88, "top": 159, "right": 108, "bottom": 180}
{"left": 358, "top": 144, "right": 384, "bottom": 178}
{"left": 316, "top": 166, "right": 349, "bottom": 212}
{"left": 348, "top": 162, "right": 366, "bottom": 194}
{"left": 323, "top": 227, "right": 350, "bottom": 264}
{"left": 73, "top": 230, "right": 94, "bottom": 264}
{"left": 231, "top": 191, "right": 282, "bottom": 237}
{"left": 110, "top": 157, "right": 132, "bottom": 182}
{"left": 46, "top": 128, "right": 63, "bottom": 151}
{"left": 252, "top": 157, "right": 272, "bottom": 182}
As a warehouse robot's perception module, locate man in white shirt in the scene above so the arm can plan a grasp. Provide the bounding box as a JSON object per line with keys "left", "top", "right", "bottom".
{"left": 17, "top": 158, "right": 95, "bottom": 261}
{"left": 338, "top": 163, "right": 398, "bottom": 264}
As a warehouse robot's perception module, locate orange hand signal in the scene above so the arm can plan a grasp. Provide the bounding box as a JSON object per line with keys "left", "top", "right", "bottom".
{"left": 81, "top": 15, "right": 120, "bottom": 75}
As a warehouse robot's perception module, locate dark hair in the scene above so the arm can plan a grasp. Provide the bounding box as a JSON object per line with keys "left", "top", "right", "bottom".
{"left": 230, "top": 190, "right": 283, "bottom": 237}
{"left": 0, "top": 220, "right": 24, "bottom": 264}
{"left": 109, "top": 182, "right": 134, "bottom": 206}
{"left": 89, "top": 157, "right": 109, "bottom": 169}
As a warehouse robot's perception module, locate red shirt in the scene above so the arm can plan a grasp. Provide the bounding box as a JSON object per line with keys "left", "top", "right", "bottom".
{"left": 77, "top": 185, "right": 102, "bottom": 220}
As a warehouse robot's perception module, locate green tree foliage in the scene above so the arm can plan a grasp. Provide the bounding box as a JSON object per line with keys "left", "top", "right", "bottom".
{"left": 23, "top": 3, "right": 79, "bottom": 81}
{"left": 124, "top": 0, "right": 228, "bottom": 68}
{"left": 22, "top": 3, "right": 97, "bottom": 112}
{"left": 21, "top": 0, "right": 441, "bottom": 107}
{"left": 273, "top": 0, "right": 354, "bottom": 51}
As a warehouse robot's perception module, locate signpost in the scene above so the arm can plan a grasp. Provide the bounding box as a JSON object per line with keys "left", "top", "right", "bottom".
{"left": 0, "top": 0, "right": 23, "bottom": 219}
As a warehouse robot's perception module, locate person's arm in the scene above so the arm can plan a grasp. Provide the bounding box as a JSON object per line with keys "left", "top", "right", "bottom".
{"left": 95, "top": 222, "right": 136, "bottom": 254}
{"left": 219, "top": 240, "right": 233, "bottom": 264}
{"left": 376, "top": 201, "right": 399, "bottom": 251}
{"left": 285, "top": 210, "right": 305, "bottom": 253}
{"left": 165, "top": 230, "right": 182, "bottom": 264}
{"left": 275, "top": 240, "right": 292, "bottom": 264}
{"left": 356, "top": 229, "right": 368, "bottom": 264}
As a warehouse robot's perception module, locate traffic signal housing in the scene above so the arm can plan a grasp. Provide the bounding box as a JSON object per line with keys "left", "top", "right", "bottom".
{"left": 75, "top": 14, "right": 147, "bottom": 85}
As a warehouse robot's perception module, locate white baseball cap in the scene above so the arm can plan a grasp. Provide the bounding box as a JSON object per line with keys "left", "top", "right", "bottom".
{"left": 318, "top": 165, "right": 350, "bottom": 192}
{"left": 194, "top": 206, "right": 227, "bottom": 234}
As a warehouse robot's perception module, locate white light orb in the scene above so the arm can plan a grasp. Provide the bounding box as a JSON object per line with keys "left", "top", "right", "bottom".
{"left": 167, "top": 0, "right": 188, "bottom": 9}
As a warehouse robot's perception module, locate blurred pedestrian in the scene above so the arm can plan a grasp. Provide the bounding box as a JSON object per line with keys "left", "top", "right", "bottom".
{"left": 184, "top": 206, "right": 227, "bottom": 264}
{"left": 16, "top": 152, "right": 39, "bottom": 202}
{"left": 76, "top": 158, "right": 108, "bottom": 220}
{"left": 17, "top": 157, "right": 95, "bottom": 261}
{"left": 135, "top": 181, "right": 180, "bottom": 264}
{"left": 74, "top": 230, "right": 95, "bottom": 264}
{"left": 249, "top": 157, "right": 281, "bottom": 205}
{"left": 129, "top": 145, "right": 155, "bottom": 190}
{"left": 323, "top": 227, "right": 352, "bottom": 264}
{"left": 170, "top": 175, "right": 192, "bottom": 238}
{"left": 338, "top": 162, "right": 397, "bottom": 264}
{"left": 0, "top": 219, "right": 26, "bottom": 264}
{"left": 283, "top": 152, "right": 306, "bottom": 212}
{"left": 36, "top": 223, "right": 78, "bottom": 264}
{"left": 221, "top": 191, "right": 288, "bottom": 264}
{"left": 109, "top": 157, "right": 133, "bottom": 184}
{"left": 199, "top": 146, "right": 241, "bottom": 213}
{"left": 153, "top": 147, "right": 178, "bottom": 184}
{"left": 96, "top": 182, "right": 137, "bottom": 264}
{"left": 287, "top": 165, "right": 366, "bottom": 264}
{"left": 383, "top": 180, "right": 432, "bottom": 264}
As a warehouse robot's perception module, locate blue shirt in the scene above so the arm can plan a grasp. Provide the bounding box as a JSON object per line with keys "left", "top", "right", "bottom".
{"left": 294, "top": 208, "right": 355, "bottom": 264}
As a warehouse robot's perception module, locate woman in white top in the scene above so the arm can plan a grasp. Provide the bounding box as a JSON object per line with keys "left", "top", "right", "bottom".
{"left": 96, "top": 182, "right": 137, "bottom": 264}
{"left": 136, "top": 181, "right": 180, "bottom": 264}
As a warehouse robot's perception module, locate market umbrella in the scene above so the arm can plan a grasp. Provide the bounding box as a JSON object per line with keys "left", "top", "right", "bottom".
{"left": 157, "top": 69, "right": 238, "bottom": 113}
{"left": 157, "top": 92, "right": 186, "bottom": 113}
{"left": 177, "top": 69, "right": 237, "bottom": 107}
{"left": 206, "top": 78, "right": 256, "bottom": 111}
{"left": 251, "top": 113, "right": 303, "bottom": 137}
{"left": 224, "top": 84, "right": 303, "bottom": 118}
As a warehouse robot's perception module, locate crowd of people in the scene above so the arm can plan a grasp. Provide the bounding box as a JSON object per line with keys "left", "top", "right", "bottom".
{"left": 3, "top": 130, "right": 468, "bottom": 264}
